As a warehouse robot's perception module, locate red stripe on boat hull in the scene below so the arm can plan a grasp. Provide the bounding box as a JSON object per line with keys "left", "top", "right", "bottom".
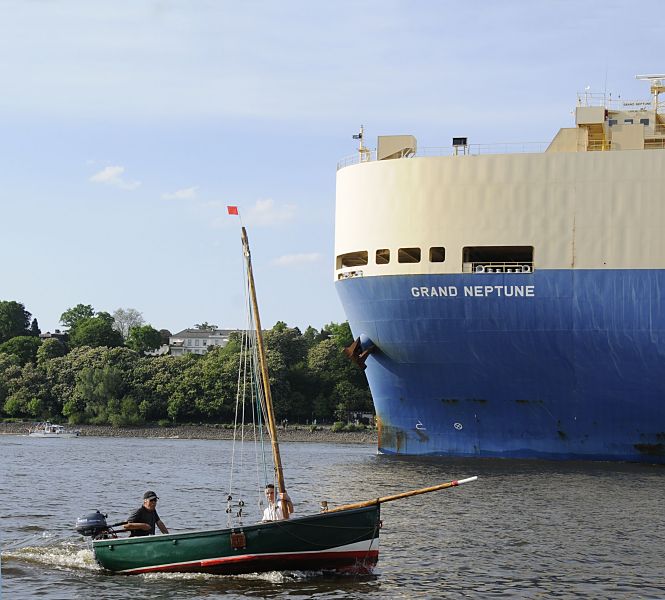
{"left": 124, "top": 549, "right": 379, "bottom": 576}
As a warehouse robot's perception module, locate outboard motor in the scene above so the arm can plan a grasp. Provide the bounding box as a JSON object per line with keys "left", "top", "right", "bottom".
{"left": 75, "top": 510, "right": 111, "bottom": 538}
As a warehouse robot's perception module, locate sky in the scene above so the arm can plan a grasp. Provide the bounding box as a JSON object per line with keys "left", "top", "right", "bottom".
{"left": 1, "top": 0, "right": 662, "bottom": 335}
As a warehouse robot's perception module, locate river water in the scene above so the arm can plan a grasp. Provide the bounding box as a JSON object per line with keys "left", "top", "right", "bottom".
{"left": 1, "top": 434, "right": 663, "bottom": 599}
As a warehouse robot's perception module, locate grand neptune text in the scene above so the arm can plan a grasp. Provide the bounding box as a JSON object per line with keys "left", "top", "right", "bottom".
{"left": 411, "top": 285, "right": 535, "bottom": 298}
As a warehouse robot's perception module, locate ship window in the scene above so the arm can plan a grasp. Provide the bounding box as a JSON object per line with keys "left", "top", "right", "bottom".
{"left": 429, "top": 247, "right": 445, "bottom": 262}
{"left": 337, "top": 251, "right": 368, "bottom": 268}
{"left": 608, "top": 119, "right": 618, "bottom": 126}
{"left": 624, "top": 119, "right": 633, "bottom": 124}
{"left": 376, "top": 249, "right": 390, "bottom": 264}
{"left": 398, "top": 247, "right": 421, "bottom": 263}
{"left": 640, "top": 118, "right": 650, "bottom": 126}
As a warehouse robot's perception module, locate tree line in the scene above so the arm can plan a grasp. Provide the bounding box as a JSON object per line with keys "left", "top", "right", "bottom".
{"left": 0, "top": 300, "right": 372, "bottom": 427}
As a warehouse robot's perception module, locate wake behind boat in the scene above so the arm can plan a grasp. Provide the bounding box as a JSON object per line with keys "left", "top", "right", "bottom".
{"left": 75, "top": 215, "right": 477, "bottom": 575}
{"left": 29, "top": 422, "right": 80, "bottom": 438}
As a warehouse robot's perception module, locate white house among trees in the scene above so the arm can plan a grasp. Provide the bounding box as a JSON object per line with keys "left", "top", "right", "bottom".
{"left": 169, "top": 329, "right": 236, "bottom": 356}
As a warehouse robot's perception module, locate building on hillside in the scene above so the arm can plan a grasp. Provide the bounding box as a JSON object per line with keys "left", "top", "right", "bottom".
{"left": 145, "top": 344, "right": 171, "bottom": 357}
{"left": 39, "top": 329, "right": 68, "bottom": 343}
{"left": 169, "top": 329, "right": 237, "bottom": 356}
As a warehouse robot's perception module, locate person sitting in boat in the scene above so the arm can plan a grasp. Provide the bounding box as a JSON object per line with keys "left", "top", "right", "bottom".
{"left": 262, "top": 484, "right": 294, "bottom": 522}
{"left": 123, "top": 491, "right": 169, "bottom": 537}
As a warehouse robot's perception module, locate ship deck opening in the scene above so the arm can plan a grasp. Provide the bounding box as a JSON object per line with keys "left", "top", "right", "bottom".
{"left": 463, "top": 246, "right": 534, "bottom": 273}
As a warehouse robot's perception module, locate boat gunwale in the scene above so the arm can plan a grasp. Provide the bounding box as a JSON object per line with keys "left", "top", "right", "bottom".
{"left": 92, "top": 504, "right": 380, "bottom": 547}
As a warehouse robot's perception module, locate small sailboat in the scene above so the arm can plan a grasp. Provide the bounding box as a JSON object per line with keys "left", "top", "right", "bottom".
{"left": 79, "top": 218, "right": 477, "bottom": 575}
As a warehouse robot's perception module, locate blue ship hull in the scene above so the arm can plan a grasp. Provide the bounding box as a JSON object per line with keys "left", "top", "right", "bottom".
{"left": 336, "top": 270, "right": 665, "bottom": 462}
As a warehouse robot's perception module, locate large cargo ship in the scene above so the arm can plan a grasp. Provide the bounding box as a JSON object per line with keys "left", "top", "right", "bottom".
{"left": 334, "top": 76, "right": 665, "bottom": 462}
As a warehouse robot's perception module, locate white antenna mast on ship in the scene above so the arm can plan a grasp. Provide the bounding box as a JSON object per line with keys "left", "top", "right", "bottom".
{"left": 635, "top": 74, "right": 665, "bottom": 116}
{"left": 353, "top": 125, "right": 370, "bottom": 162}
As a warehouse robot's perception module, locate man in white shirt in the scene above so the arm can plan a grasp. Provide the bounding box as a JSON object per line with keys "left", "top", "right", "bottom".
{"left": 262, "top": 484, "right": 294, "bottom": 522}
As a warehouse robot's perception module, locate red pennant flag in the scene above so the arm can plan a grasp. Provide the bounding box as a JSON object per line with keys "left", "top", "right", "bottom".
{"left": 227, "top": 206, "right": 239, "bottom": 215}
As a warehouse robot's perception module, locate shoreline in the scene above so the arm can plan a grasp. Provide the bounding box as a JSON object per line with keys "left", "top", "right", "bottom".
{"left": 0, "top": 422, "right": 378, "bottom": 445}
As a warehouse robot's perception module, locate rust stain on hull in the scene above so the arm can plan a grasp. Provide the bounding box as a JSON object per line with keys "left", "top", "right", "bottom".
{"left": 634, "top": 443, "right": 665, "bottom": 456}
{"left": 376, "top": 416, "right": 407, "bottom": 453}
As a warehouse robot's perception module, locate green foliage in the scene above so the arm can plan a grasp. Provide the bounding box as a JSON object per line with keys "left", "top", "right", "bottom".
{"left": 0, "top": 301, "right": 32, "bottom": 344}
{"left": 331, "top": 421, "right": 366, "bottom": 433}
{"left": 0, "top": 336, "right": 42, "bottom": 365}
{"left": 302, "top": 326, "right": 319, "bottom": 347}
{"left": 47, "top": 346, "right": 138, "bottom": 423}
{"left": 333, "top": 380, "right": 372, "bottom": 421}
{"left": 344, "top": 422, "right": 367, "bottom": 432}
{"left": 37, "top": 338, "right": 67, "bottom": 363}
{"left": 131, "top": 355, "right": 184, "bottom": 421}
{"left": 265, "top": 323, "right": 307, "bottom": 366}
{"left": 69, "top": 316, "right": 124, "bottom": 348}
{"left": 96, "top": 311, "right": 115, "bottom": 327}
{"left": 60, "top": 304, "right": 95, "bottom": 329}
{"left": 2, "top": 362, "right": 49, "bottom": 418}
{"left": 126, "top": 325, "right": 162, "bottom": 354}
{"left": 30, "top": 318, "right": 41, "bottom": 336}
{"left": 322, "top": 321, "right": 354, "bottom": 348}
{"left": 282, "top": 364, "right": 316, "bottom": 421}
{"left": 0, "top": 353, "right": 20, "bottom": 407}
{"left": 108, "top": 396, "right": 143, "bottom": 428}
{"left": 264, "top": 347, "right": 292, "bottom": 420}
{"left": 64, "top": 365, "right": 126, "bottom": 424}
{"left": 1, "top": 317, "right": 373, "bottom": 426}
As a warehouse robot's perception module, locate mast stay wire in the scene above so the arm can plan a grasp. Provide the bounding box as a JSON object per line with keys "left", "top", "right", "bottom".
{"left": 227, "top": 238, "right": 273, "bottom": 525}
{"left": 246, "top": 271, "right": 272, "bottom": 493}
{"left": 227, "top": 243, "right": 254, "bottom": 524}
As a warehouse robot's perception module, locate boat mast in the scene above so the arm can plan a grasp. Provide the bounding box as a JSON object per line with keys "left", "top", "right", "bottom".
{"left": 241, "top": 226, "right": 289, "bottom": 516}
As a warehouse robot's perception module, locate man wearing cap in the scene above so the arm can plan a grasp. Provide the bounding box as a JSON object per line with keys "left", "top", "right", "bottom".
{"left": 123, "top": 491, "right": 169, "bottom": 537}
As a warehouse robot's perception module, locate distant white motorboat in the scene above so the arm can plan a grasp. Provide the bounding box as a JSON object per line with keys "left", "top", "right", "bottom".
{"left": 29, "top": 422, "right": 80, "bottom": 438}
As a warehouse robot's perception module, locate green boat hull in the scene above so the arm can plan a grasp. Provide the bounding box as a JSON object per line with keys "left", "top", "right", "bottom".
{"left": 93, "top": 505, "right": 380, "bottom": 575}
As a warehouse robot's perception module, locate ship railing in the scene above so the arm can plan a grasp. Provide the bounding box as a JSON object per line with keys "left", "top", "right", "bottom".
{"left": 587, "top": 140, "right": 612, "bottom": 151}
{"left": 463, "top": 262, "right": 534, "bottom": 274}
{"left": 583, "top": 138, "right": 665, "bottom": 151}
{"left": 337, "top": 143, "right": 547, "bottom": 170}
{"left": 337, "top": 151, "right": 377, "bottom": 169}
{"left": 576, "top": 92, "right": 651, "bottom": 110}
{"left": 587, "top": 138, "right": 665, "bottom": 150}
{"left": 419, "top": 142, "right": 548, "bottom": 156}
{"left": 337, "top": 269, "right": 364, "bottom": 280}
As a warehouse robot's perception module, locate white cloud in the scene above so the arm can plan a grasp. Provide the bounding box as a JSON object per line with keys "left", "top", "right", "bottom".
{"left": 271, "top": 253, "right": 321, "bottom": 267}
{"left": 89, "top": 166, "right": 141, "bottom": 190}
{"left": 246, "top": 198, "right": 296, "bottom": 227}
{"left": 162, "top": 186, "right": 198, "bottom": 200}
{"left": 201, "top": 200, "right": 224, "bottom": 208}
